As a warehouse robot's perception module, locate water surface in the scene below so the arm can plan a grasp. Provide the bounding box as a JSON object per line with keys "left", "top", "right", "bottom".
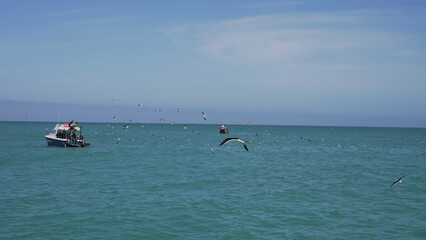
{"left": 1, "top": 122, "right": 425, "bottom": 239}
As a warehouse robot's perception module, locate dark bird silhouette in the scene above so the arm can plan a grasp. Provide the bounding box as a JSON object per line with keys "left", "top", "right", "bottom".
{"left": 391, "top": 176, "right": 405, "bottom": 187}
{"left": 301, "top": 137, "right": 312, "bottom": 142}
{"left": 219, "top": 138, "right": 249, "bottom": 152}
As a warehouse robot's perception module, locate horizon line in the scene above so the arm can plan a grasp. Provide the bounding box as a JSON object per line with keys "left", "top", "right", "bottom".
{"left": 2, "top": 120, "right": 425, "bottom": 130}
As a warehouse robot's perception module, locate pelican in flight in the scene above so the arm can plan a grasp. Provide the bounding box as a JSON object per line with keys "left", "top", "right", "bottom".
{"left": 202, "top": 112, "right": 207, "bottom": 120}
{"left": 391, "top": 176, "right": 405, "bottom": 187}
{"left": 219, "top": 138, "right": 249, "bottom": 152}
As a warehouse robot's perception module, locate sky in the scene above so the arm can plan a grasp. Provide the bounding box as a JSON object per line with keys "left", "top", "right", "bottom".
{"left": 1, "top": 0, "right": 425, "bottom": 127}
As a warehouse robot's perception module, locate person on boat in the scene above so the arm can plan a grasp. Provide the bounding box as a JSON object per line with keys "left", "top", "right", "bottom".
{"left": 69, "top": 120, "right": 75, "bottom": 130}
{"left": 71, "top": 132, "right": 77, "bottom": 144}
{"left": 218, "top": 124, "right": 229, "bottom": 134}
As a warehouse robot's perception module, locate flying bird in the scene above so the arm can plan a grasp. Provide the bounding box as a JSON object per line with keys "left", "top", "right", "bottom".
{"left": 138, "top": 104, "right": 144, "bottom": 107}
{"left": 219, "top": 137, "right": 249, "bottom": 152}
{"left": 202, "top": 112, "right": 207, "bottom": 120}
{"left": 177, "top": 108, "right": 180, "bottom": 113}
{"left": 113, "top": 116, "right": 116, "bottom": 120}
{"left": 301, "top": 137, "right": 312, "bottom": 142}
{"left": 391, "top": 176, "right": 405, "bottom": 187}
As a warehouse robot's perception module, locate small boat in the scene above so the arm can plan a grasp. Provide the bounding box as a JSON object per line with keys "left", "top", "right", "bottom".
{"left": 45, "top": 122, "right": 90, "bottom": 147}
{"left": 218, "top": 124, "right": 229, "bottom": 134}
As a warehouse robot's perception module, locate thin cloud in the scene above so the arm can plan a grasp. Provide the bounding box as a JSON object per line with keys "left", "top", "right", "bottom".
{"left": 197, "top": 28, "right": 366, "bottom": 64}
{"left": 165, "top": 12, "right": 409, "bottom": 65}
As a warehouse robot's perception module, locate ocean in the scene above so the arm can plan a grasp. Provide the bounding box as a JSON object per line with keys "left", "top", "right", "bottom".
{"left": 1, "top": 122, "right": 425, "bottom": 239}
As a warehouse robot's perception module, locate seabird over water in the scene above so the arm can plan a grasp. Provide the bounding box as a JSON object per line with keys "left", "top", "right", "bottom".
{"left": 219, "top": 138, "right": 249, "bottom": 152}
{"left": 113, "top": 116, "right": 116, "bottom": 120}
{"left": 202, "top": 112, "right": 206, "bottom": 120}
{"left": 391, "top": 176, "right": 405, "bottom": 187}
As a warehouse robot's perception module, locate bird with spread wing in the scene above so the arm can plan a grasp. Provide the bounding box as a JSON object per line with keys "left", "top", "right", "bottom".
{"left": 219, "top": 138, "right": 249, "bottom": 152}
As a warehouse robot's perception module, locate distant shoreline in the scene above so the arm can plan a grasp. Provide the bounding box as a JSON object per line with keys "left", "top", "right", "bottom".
{"left": 1, "top": 120, "right": 425, "bottom": 130}
{"left": 1, "top": 100, "right": 425, "bottom": 128}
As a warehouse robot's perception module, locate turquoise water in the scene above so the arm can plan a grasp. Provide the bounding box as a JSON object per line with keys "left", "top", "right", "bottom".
{"left": 1, "top": 122, "right": 425, "bottom": 239}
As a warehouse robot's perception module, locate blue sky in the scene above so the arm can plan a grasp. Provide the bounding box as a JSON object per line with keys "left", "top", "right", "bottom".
{"left": 1, "top": 0, "right": 425, "bottom": 127}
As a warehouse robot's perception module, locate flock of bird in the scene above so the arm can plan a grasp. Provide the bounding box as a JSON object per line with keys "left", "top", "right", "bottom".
{"left": 98, "top": 102, "right": 408, "bottom": 188}
{"left": 25, "top": 100, "right": 407, "bottom": 188}
{"left": 107, "top": 104, "right": 253, "bottom": 151}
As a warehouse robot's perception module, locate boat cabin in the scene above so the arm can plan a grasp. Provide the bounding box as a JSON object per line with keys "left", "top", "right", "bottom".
{"left": 50, "top": 124, "right": 83, "bottom": 141}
